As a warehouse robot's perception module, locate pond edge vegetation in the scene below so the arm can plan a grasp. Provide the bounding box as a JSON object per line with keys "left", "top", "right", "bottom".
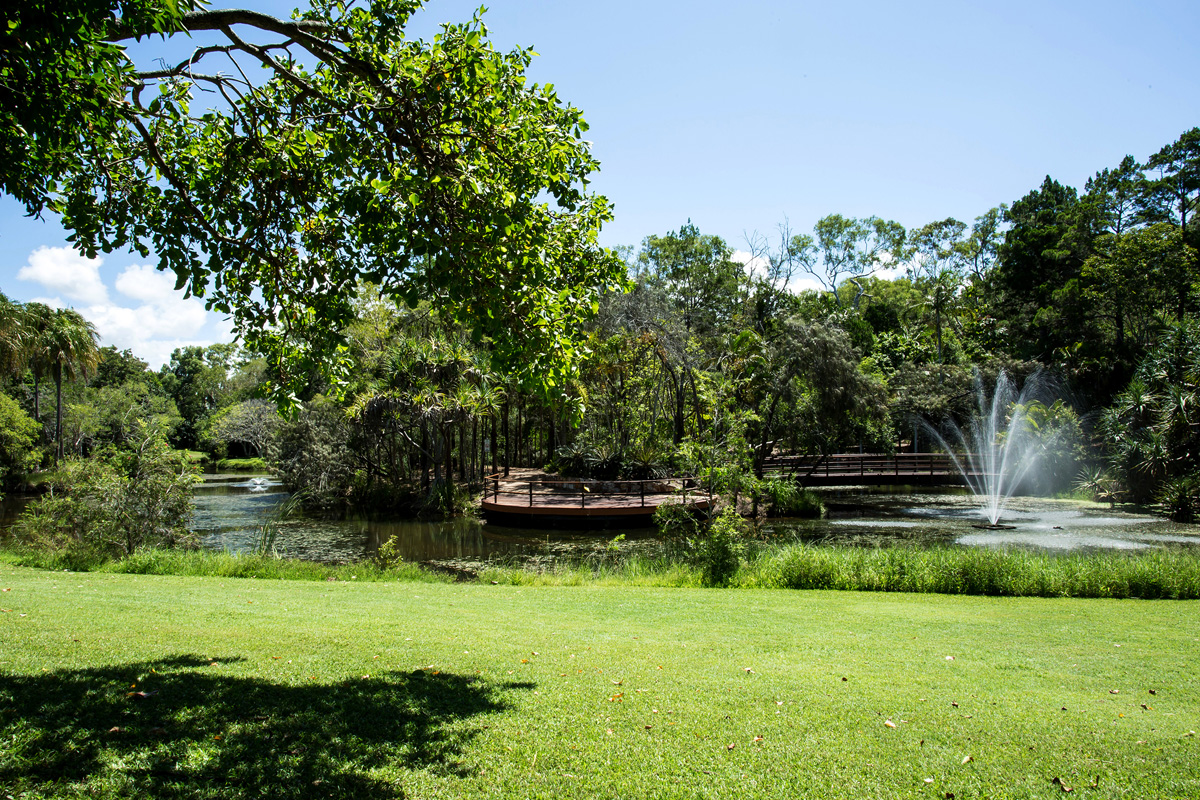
{"left": 5, "top": 539, "right": 1200, "bottom": 600}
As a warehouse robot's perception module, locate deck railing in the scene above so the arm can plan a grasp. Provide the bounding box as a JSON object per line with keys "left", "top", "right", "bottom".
{"left": 761, "top": 452, "right": 985, "bottom": 482}
{"left": 484, "top": 474, "right": 710, "bottom": 509}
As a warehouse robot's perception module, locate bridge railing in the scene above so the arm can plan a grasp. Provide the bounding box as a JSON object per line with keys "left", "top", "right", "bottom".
{"left": 762, "top": 452, "right": 982, "bottom": 481}
{"left": 483, "top": 474, "right": 710, "bottom": 509}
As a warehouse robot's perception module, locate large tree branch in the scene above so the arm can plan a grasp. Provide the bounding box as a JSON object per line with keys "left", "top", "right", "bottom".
{"left": 107, "top": 9, "right": 333, "bottom": 43}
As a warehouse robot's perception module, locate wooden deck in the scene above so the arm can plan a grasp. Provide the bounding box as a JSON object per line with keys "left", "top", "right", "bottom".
{"left": 481, "top": 454, "right": 981, "bottom": 528}
{"left": 480, "top": 474, "right": 711, "bottom": 529}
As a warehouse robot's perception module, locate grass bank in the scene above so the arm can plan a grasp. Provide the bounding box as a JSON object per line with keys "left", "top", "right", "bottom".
{"left": 4, "top": 544, "right": 1200, "bottom": 599}
{"left": 1, "top": 565, "right": 1198, "bottom": 799}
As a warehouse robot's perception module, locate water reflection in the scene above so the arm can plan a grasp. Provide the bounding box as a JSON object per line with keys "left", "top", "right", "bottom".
{"left": 192, "top": 474, "right": 653, "bottom": 564}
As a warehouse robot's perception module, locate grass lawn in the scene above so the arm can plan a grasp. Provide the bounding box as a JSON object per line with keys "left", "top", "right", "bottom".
{"left": 1, "top": 565, "right": 1198, "bottom": 799}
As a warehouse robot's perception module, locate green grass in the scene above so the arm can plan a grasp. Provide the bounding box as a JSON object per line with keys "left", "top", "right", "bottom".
{"left": 1, "top": 565, "right": 1198, "bottom": 799}
{"left": 740, "top": 544, "right": 1200, "bottom": 598}
{"left": 5, "top": 544, "right": 1200, "bottom": 598}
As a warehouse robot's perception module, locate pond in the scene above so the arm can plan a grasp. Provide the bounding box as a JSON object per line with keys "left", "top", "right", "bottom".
{"left": 192, "top": 477, "right": 1200, "bottom": 565}
{"left": 6, "top": 476, "right": 1199, "bottom": 565}
{"left": 763, "top": 487, "right": 1200, "bottom": 552}
{"left": 191, "top": 474, "right": 658, "bottom": 565}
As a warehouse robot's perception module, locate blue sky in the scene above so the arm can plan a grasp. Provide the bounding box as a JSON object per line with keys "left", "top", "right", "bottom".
{"left": 3, "top": 0, "right": 1197, "bottom": 365}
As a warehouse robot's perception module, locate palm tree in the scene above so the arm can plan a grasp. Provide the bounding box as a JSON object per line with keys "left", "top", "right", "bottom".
{"left": 20, "top": 302, "right": 56, "bottom": 428}
{"left": 34, "top": 308, "right": 99, "bottom": 464}
{"left": 0, "top": 293, "right": 30, "bottom": 381}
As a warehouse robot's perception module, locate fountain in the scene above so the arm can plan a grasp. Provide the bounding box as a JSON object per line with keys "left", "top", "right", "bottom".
{"left": 924, "top": 371, "right": 1057, "bottom": 529}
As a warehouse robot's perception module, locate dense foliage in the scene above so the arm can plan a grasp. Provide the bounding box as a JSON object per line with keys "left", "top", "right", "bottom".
{"left": 1, "top": 0, "right": 1198, "bottom": 536}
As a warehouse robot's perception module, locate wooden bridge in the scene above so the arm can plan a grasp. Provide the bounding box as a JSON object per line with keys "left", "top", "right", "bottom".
{"left": 762, "top": 452, "right": 980, "bottom": 487}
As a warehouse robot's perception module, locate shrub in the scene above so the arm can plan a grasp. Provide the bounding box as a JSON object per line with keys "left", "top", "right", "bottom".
{"left": 654, "top": 503, "right": 746, "bottom": 587}
{"left": 0, "top": 392, "right": 41, "bottom": 490}
{"left": 757, "top": 478, "right": 825, "bottom": 518}
{"left": 13, "top": 432, "right": 199, "bottom": 559}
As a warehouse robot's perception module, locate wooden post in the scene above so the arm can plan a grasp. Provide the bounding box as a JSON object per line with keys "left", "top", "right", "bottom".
{"left": 640, "top": 480, "right": 645, "bottom": 507}
{"left": 528, "top": 480, "right": 533, "bottom": 507}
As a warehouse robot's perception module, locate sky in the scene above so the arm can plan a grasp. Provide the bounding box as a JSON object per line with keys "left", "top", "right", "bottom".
{"left": 3, "top": 0, "right": 1198, "bottom": 366}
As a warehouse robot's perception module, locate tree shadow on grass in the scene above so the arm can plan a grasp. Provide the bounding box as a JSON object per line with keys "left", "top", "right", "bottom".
{"left": 0, "top": 654, "right": 531, "bottom": 798}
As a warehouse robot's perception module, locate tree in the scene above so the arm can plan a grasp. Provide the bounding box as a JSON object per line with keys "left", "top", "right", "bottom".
{"left": 210, "top": 398, "right": 281, "bottom": 458}
{"left": 31, "top": 309, "right": 100, "bottom": 464}
{"left": 637, "top": 223, "right": 745, "bottom": 343}
{"left": 991, "top": 176, "right": 1085, "bottom": 359}
{"left": 0, "top": 392, "right": 42, "bottom": 490}
{"left": 3, "top": 0, "right": 623, "bottom": 400}
{"left": 907, "top": 218, "right": 968, "bottom": 363}
{"left": 1141, "top": 127, "right": 1200, "bottom": 246}
{"left": 808, "top": 214, "right": 907, "bottom": 308}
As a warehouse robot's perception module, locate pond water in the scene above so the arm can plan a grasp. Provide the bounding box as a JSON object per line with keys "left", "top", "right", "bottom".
{"left": 193, "top": 477, "right": 1200, "bottom": 564}
{"left": 191, "top": 475, "right": 659, "bottom": 564}
{"left": 6, "top": 476, "right": 1199, "bottom": 565}
{"left": 763, "top": 487, "right": 1200, "bottom": 553}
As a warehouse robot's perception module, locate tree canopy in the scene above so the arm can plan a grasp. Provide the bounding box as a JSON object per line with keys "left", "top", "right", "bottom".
{"left": 2, "top": 0, "right": 623, "bottom": 399}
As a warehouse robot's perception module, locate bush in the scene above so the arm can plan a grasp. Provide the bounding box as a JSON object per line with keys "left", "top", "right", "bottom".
{"left": 13, "top": 432, "right": 200, "bottom": 559}
{"left": 654, "top": 503, "right": 745, "bottom": 587}
{"left": 757, "top": 478, "right": 825, "bottom": 518}
{"left": 0, "top": 392, "right": 41, "bottom": 490}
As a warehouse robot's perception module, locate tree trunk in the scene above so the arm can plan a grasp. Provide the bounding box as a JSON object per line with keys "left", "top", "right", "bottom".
{"left": 502, "top": 401, "right": 510, "bottom": 477}
{"left": 420, "top": 420, "right": 430, "bottom": 492}
{"left": 54, "top": 364, "right": 63, "bottom": 464}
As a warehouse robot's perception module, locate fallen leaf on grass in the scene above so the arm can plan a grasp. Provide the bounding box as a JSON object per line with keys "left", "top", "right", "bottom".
{"left": 743, "top": 667, "right": 755, "bottom": 674}
{"left": 608, "top": 693, "right": 624, "bottom": 702}
{"left": 126, "top": 690, "right": 158, "bottom": 699}
{"left": 884, "top": 720, "right": 896, "bottom": 728}
{"left": 1109, "top": 689, "right": 1119, "bottom": 695}
{"left": 1148, "top": 689, "right": 1157, "bottom": 695}
{"left": 1142, "top": 704, "right": 1152, "bottom": 710}
{"left": 726, "top": 743, "right": 736, "bottom": 750}
{"left": 1051, "top": 776, "right": 1073, "bottom": 792}
{"left": 611, "top": 679, "right": 623, "bottom": 686}
{"left": 961, "top": 755, "right": 973, "bottom": 764}
{"left": 606, "top": 729, "right": 614, "bottom": 736}
{"left": 945, "top": 656, "right": 955, "bottom": 661}
{"left": 753, "top": 736, "right": 764, "bottom": 744}
{"left": 107, "top": 726, "right": 124, "bottom": 734}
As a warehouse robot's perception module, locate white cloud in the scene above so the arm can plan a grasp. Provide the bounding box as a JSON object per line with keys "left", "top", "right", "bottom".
{"left": 84, "top": 263, "right": 232, "bottom": 367}
{"left": 17, "top": 246, "right": 110, "bottom": 305}
{"left": 113, "top": 263, "right": 187, "bottom": 306}
{"left": 17, "top": 248, "right": 234, "bottom": 368}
